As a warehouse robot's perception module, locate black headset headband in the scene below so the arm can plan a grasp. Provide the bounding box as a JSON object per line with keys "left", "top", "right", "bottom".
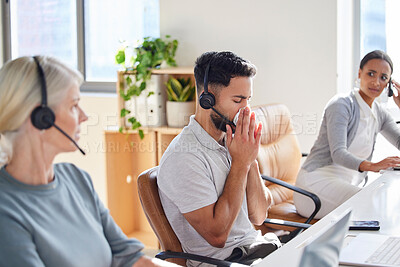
{"left": 33, "top": 56, "right": 48, "bottom": 107}
{"left": 199, "top": 61, "right": 216, "bottom": 110}
{"left": 204, "top": 62, "right": 211, "bottom": 94}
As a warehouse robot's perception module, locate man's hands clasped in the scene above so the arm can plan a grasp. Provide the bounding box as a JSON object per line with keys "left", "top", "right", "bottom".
{"left": 226, "top": 107, "right": 262, "bottom": 169}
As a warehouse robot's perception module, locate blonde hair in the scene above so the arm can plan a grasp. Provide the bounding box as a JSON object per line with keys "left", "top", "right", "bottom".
{"left": 0, "top": 56, "right": 83, "bottom": 167}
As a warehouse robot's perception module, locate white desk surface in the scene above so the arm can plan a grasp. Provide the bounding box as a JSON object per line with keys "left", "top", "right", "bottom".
{"left": 255, "top": 170, "right": 400, "bottom": 267}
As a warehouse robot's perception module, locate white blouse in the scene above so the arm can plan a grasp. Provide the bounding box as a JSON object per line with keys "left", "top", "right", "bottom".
{"left": 311, "top": 89, "right": 378, "bottom": 186}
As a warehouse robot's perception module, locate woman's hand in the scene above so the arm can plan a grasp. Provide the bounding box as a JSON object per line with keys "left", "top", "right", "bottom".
{"left": 391, "top": 79, "right": 400, "bottom": 108}
{"left": 359, "top": 156, "right": 400, "bottom": 172}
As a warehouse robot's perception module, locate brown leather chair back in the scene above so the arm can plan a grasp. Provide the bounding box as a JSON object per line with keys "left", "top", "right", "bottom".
{"left": 254, "top": 103, "right": 301, "bottom": 203}
{"left": 253, "top": 104, "right": 314, "bottom": 230}
{"left": 137, "top": 166, "right": 186, "bottom": 266}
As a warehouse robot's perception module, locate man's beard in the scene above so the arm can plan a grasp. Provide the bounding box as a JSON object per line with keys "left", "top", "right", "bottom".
{"left": 210, "top": 112, "right": 229, "bottom": 132}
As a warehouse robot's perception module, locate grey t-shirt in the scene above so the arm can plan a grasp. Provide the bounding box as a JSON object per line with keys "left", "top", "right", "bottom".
{"left": 0, "top": 163, "right": 144, "bottom": 267}
{"left": 158, "top": 116, "right": 261, "bottom": 266}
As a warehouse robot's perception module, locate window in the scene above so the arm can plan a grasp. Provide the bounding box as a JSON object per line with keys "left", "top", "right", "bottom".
{"left": 359, "top": 0, "right": 400, "bottom": 105}
{"left": 385, "top": 0, "right": 400, "bottom": 79}
{"left": 360, "top": 0, "right": 400, "bottom": 75}
{"left": 9, "top": 1, "right": 78, "bottom": 68}
{"left": 2, "top": 0, "right": 160, "bottom": 92}
{"left": 360, "top": 0, "right": 386, "bottom": 57}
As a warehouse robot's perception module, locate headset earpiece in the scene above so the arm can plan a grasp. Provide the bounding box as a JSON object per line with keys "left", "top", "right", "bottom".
{"left": 199, "top": 92, "right": 215, "bottom": 109}
{"left": 199, "top": 62, "right": 216, "bottom": 110}
{"left": 31, "top": 56, "right": 56, "bottom": 130}
{"left": 31, "top": 105, "right": 55, "bottom": 130}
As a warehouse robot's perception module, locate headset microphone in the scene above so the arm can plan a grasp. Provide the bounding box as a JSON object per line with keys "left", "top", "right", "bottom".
{"left": 52, "top": 123, "right": 86, "bottom": 155}
{"left": 199, "top": 62, "right": 236, "bottom": 132}
{"left": 210, "top": 106, "right": 236, "bottom": 129}
{"left": 31, "top": 56, "right": 85, "bottom": 155}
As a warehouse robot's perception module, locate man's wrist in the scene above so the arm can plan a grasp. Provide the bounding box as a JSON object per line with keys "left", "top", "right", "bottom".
{"left": 231, "top": 159, "right": 251, "bottom": 173}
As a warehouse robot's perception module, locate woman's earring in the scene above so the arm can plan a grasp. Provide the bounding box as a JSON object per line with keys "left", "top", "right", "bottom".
{"left": 355, "top": 78, "right": 361, "bottom": 88}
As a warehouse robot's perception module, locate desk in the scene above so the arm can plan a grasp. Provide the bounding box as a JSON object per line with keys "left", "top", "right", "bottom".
{"left": 256, "top": 170, "right": 400, "bottom": 266}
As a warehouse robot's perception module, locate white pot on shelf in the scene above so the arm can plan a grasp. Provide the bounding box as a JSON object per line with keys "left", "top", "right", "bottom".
{"left": 166, "top": 101, "right": 195, "bottom": 127}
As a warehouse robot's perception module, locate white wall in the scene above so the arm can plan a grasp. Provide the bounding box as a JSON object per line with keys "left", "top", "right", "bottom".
{"left": 160, "top": 0, "right": 338, "bottom": 152}
{"left": 54, "top": 93, "right": 119, "bottom": 204}
{"left": 337, "top": 0, "right": 359, "bottom": 95}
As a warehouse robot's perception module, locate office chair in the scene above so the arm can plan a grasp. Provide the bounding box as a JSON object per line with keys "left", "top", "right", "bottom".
{"left": 253, "top": 104, "right": 321, "bottom": 241}
{"left": 137, "top": 166, "right": 240, "bottom": 266}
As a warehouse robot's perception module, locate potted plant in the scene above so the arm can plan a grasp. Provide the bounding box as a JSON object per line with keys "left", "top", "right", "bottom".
{"left": 165, "top": 77, "right": 196, "bottom": 127}
{"left": 115, "top": 35, "right": 178, "bottom": 138}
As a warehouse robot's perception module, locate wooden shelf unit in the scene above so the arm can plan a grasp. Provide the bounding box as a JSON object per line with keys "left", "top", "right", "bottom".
{"left": 108, "top": 67, "right": 195, "bottom": 248}
{"left": 116, "top": 67, "right": 195, "bottom": 128}
{"left": 105, "top": 127, "right": 182, "bottom": 248}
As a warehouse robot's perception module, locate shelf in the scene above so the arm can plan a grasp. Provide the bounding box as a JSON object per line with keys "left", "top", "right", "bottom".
{"left": 105, "top": 126, "right": 183, "bottom": 135}
{"left": 151, "top": 66, "right": 194, "bottom": 75}
{"left": 118, "top": 66, "right": 194, "bottom": 76}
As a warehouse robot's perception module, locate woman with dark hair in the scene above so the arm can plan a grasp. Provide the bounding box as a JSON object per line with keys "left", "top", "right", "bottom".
{"left": 294, "top": 50, "right": 400, "bottom": 219}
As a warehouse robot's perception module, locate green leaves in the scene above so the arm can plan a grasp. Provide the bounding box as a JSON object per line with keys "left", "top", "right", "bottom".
{"left": 115, "top": 49, "right": 125, "bottom": 65}
{"left": 115, "top": 35, "right": 179, "bottom": 139}
{"left": 138, "top": 129, "right": 144, "bottom": 139}
{"left": 127, "top": 117, "right": 142, "bottom": 130}
{"left": 120, "top": 108, "right": 131, "bottom": 117}
{"left": 133, "top": 36, "right": 178, "bottom": 69}
{"left": 165, "top": 77, "right": 195, "bottom": 102}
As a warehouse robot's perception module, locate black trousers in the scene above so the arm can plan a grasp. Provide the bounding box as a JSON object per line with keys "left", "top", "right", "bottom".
{"left": 224, "top": 236, "right": 281, "bottom": 265}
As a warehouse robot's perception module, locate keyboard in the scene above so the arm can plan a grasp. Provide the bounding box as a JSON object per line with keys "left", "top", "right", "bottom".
{"left": 366, "top": 237, "right": 400, "bottom": 265}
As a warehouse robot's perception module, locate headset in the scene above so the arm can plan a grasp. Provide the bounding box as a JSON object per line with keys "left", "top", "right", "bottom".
{"left": 199, "top": 62, "right": 216, "bottom": 109}
{"left": 31, "top": 56, "right": 85, "bottom": 155}
{"left": 199, "top": 61, "right": 236, "bottom": 131}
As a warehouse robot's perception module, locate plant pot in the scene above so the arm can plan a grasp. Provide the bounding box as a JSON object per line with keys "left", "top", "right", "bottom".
{"left": 166, "top": 101, "right": 196, "bottom": 127}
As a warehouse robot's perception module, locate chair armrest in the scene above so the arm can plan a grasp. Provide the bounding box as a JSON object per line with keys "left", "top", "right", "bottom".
{"left": 264, "top": 218, "right": 311, "bottom": 229}
{"left": 261, "top": 175, "right": 321, "bottom": 241}
{"left": 156, "top": 251, "right": 247, "bottom": 266}
{"left": 261, "top": 175, "right": 321, "bottom": 224}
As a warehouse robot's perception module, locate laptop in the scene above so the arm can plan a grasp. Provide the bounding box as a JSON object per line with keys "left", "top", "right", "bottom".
{"left": 297, "top": 208, "right": 352, "bottom": 267}
{"left": 253, "top": 209, "right": 351, "bottom": 267}
{"left": 339, "top": 233, "right": 400, "bottom": 266}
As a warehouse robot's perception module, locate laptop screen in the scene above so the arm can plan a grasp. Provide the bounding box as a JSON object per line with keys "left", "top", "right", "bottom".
{"left": 298, "top": 209, "right": 352, "bottom": 267}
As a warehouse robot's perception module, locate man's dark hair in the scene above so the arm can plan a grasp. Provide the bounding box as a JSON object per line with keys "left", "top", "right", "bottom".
{"left": 194, "top": 51, "right": 257, "bottom": 96}
{"left": 360, "top": 50, "right": 393, "bottom": 74}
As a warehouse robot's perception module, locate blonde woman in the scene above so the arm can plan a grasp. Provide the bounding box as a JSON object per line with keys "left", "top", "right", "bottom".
{"left": 0, "top": 56, "right": 174, "bottom": 267}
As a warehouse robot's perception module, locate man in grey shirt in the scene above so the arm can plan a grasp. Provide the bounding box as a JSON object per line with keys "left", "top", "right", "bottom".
{"left": 158, "top": 51, "right": 281, "bottom": 266}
